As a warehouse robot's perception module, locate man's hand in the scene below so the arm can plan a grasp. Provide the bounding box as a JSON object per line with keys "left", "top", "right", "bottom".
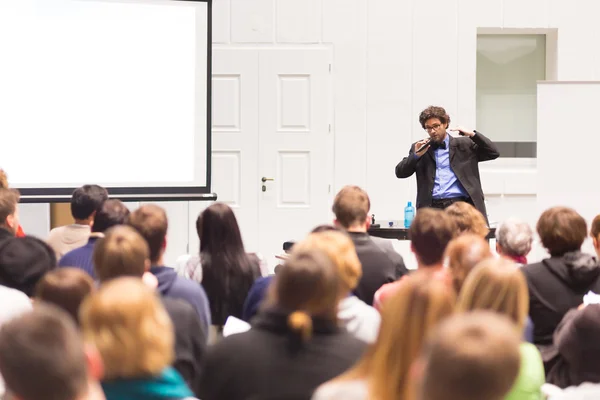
{"left": 414, "top": 139, "right": 430, "bottom": 157}
{"left": 449, "top": 126, "right": 475, "bottom": 137}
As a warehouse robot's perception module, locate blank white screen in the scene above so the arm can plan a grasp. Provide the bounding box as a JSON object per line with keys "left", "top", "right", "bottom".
{"left": 0, "top": 0, "right": 208, "bottom": 189}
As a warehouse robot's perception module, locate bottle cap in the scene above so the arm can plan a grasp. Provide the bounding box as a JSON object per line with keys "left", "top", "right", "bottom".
{"left": 407, "top": 201, "right": 412, "bottom": 206}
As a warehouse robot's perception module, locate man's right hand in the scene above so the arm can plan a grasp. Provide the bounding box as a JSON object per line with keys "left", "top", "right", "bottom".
{"left": 414, "top": 139, "right": 430, "bottom": 158}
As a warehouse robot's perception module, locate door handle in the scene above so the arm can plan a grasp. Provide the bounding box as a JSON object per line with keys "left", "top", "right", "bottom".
{"left": 261, "top": 177, "right": 274, "bottom": 183}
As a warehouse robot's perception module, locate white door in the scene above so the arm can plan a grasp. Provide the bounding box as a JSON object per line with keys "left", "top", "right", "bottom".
{"left": 258, "top": 49, "right": 332, "bottom": 265}
{"left": 204, "top": 48, "right": 260, "bottom": 254}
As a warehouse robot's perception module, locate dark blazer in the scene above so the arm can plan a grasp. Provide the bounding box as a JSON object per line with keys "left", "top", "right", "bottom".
{"left": 395, "top": 132, "right": 499, "bottom": 221}
{"left": 198, "top": 308, "right": 366, "bottom": 400}
{"left": 163, "top": 297, "right": 207, "bottom": 398}
{"left": 349, "top": 232, "right": 408, "bottom": 306}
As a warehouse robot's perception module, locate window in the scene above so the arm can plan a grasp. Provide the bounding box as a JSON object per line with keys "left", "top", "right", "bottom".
{"left": 476, "top": 34, "right": 546, "bottom": 158}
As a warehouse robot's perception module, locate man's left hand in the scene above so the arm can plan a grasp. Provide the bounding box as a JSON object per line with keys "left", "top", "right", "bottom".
{"left": 449, "top": 126, "right": 475, "bottom": 137}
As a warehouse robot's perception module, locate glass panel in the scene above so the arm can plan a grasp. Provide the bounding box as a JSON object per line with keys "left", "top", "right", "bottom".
{"left": 476, "top": 35, "right": 546, "bottom": 157}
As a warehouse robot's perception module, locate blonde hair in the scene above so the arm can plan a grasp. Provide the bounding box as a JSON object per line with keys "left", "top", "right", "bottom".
{"left": 93, "top": 225, "right": 150, "bottom": 282}
{"left": 79, "top": 278, "right": 174, "bottom": 379}
{"left": 292, "top": 231, "right": 362, "bottom": 292}
{"left": 445, "top": 234, "right": 493, "bottom": 294}
{"left": 457, "top": 258, "right": 529, "bottom": 332}
{"left": 268, "top": 248, "right": 341, "bottom": 342}
{"left": 338, "top": 272, "right": 455, "bottom": 400}
{"left": 445, "top": 202, "right": 489, "bottom": 238}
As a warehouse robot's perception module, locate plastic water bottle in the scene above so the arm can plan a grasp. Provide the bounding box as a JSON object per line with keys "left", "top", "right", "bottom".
{"left": 404, "top": 201, "right": 415, "bottom": 228}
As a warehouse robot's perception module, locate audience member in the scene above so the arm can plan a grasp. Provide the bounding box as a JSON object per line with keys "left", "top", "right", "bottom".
{"left": 292, "top": 230, "right": 380, "bottom": 343}
{"left": 0, "top": 170, "right": 24, "bottom": 237}
{"left": 0, "top": 304, "right": 106, "bottom": 400}
{"left": 521, "top": 207, "right": 600, "bottom": 370}
{"left": 414, "top": 312, "right": 521, "bottom": 400}
{"left": 176, "top": 203, "right": 262, "bottom": 328}
{"left": 58, "top": 199, "right": 129, "bottom": 278}
{"left": 128, "top": 204, "right": 211, "bottom": 330}
{"left": 0, "top": 236, "right": 56, "bottom": 297}
{"left": 445, "top": 233, "right": 493, "bottom": 294}
{"left": 373, "top": 208, "right": 456, "bottom": 309}
{"left": 313, "top": 272, "right": 455, "bottom": 400}
{"left": 47, "top": 185, "right": 108, "bottom": 259}
{"left": 94, "top": 225, "right": 207, "bottom": 396}
{"left": 242, "top": 226, "right": 382, "bottom": 343}
{"left": 591, "top": 214, "right": 600, "bottom": 260}
{"left": 0, "top": 188, "right": 21, "bottom": 245}
{"left": 332, "top": 185, "right": 407, "bottom": 305}
{"left": 547, "top": 304, "right": 600, "bottom": 389}
{"left": 199, "top": 248, "right": 366, "bottom": 400}
{"left": 445, "top": 201, "right": 489, "bottom": 238}
{"left": 496, "top": 218, "right": 534, "bottom": 265}
{"left": 36, "top": 268, "right": 95, "bottom": 324}
{"left": 80, "top": 278, "right": 194, "bottom": 400}
{"left": 457, "top": 258, "right": 545, "bottom": 400}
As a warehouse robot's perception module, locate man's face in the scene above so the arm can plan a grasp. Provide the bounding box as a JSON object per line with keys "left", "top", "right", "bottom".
{"left": 424, "top": 118, "right": 447, "bottom": 143}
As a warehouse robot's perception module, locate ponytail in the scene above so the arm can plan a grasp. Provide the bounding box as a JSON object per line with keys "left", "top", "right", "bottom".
{"left": 288, "top": 311, "right": 313, "bottom": 342}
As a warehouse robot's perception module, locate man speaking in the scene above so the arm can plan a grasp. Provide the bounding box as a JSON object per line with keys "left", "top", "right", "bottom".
{"left": 395, "top": 106, "right": 499, "bottom": 223}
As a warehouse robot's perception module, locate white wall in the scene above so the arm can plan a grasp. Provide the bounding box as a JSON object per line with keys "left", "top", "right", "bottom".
{"left": 212, "top": 0, "right": 600, "bottom": 264}
{"left": 21, "top": 0, "right": 600, "bottom": 266}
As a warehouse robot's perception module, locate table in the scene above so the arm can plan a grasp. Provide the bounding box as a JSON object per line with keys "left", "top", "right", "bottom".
{"left": 368, "top": 226, "right": 496, "bottom": 241}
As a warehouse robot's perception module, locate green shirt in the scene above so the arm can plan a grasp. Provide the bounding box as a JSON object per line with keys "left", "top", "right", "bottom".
{"left": 505, "top": 343, "right": 545, "bottom": 400}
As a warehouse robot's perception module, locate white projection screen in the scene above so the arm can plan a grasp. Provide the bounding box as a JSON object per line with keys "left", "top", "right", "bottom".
{"left": 0, "top": 0, "right": 213, "bottom": 202}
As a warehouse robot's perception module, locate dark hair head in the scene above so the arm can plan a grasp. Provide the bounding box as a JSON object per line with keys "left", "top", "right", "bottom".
{"left": 0, "top": 304, "right": 89, "bottom": 400}
{"left": 419, "top": 106, "right": 451, "bottom": 129}
{"left": 409, "top": 208, "right": 457, "bottom": 266}
{"left": 92, "top": 199, "right": 130, "bottom": 233}
{"left": 197, "top": 203, "right": 244, "bottom": 253}
{"left": 35, "top": 268, "right": 95, "bottom": 325}
{"left": 70, "top": 185, "right": 108, "bottom": 221}
{"left": 332, "top": 186, "right": 371, "bottom": 229}
{"left": 0, "top": 236, "right": 57, "bottom": 297}
{"left": 537, "top": 207, "right": 587, "bottom": 257}
{"left": 0, "top": 188, "right": 20, "bottom": 227}
{"left": 127, "top": 204, "right": 167, "bottom": 264}
{"left": 196, "top": 203, "right": 260, "bottom": 325}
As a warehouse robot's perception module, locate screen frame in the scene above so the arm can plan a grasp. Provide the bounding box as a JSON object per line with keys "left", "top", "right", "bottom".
{"left": 16, "top": 0, "right": 215, "bottom": 203}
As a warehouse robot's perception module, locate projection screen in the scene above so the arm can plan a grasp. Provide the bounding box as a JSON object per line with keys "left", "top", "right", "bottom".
{"left": 0, "top": 0, "right": 213, "bottom": 201}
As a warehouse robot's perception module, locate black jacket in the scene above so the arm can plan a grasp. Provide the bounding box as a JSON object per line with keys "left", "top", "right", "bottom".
{"left": 395, "top": 132, "right": 499, "bottom": 222}
{"left": 163, "top": 297, "right": 207, "bottom": 397}
{"left": 547, "top": 306, "right": 600, "bottom": 388}
{"left": 349, "top": 232, "right": 408, "bottom": 306}
{"left": 198, "top": 308, "right": 366, "bottom": 400}
{"left": 522, "top": 252, "right": 600, "bottom": 348}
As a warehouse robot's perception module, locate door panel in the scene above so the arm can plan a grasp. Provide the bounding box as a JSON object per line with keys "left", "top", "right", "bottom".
{"left": 258, "top": 49, "right": 331, "bottom": 265}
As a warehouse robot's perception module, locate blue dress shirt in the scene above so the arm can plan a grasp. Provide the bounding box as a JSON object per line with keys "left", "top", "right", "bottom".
{"left": 431, "top": 133, "right": 468, "bottom": 199}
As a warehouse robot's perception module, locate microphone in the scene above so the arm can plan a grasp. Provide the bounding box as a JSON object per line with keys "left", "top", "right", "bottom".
{"left": 416, "top": 139, "right": 432, "bottom": 153}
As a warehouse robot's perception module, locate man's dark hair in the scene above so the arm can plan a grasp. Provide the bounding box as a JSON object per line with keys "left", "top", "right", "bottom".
{"left": 409, "top": 208, "right": 457, "bottom": 266}
{"left": 70, "top": 185, "right": 108, "bottom": 220}
{"left": 537, "top": 207, "right": 587, "bottom": 257}
{"left": 91, "top": 199, "right": 130, "bottom": 233}
{"left": 0, "top": 304, "right": 89, "bottom": 400}
{"left": 419, "top": 106, "right": 451, "bottom": 129}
